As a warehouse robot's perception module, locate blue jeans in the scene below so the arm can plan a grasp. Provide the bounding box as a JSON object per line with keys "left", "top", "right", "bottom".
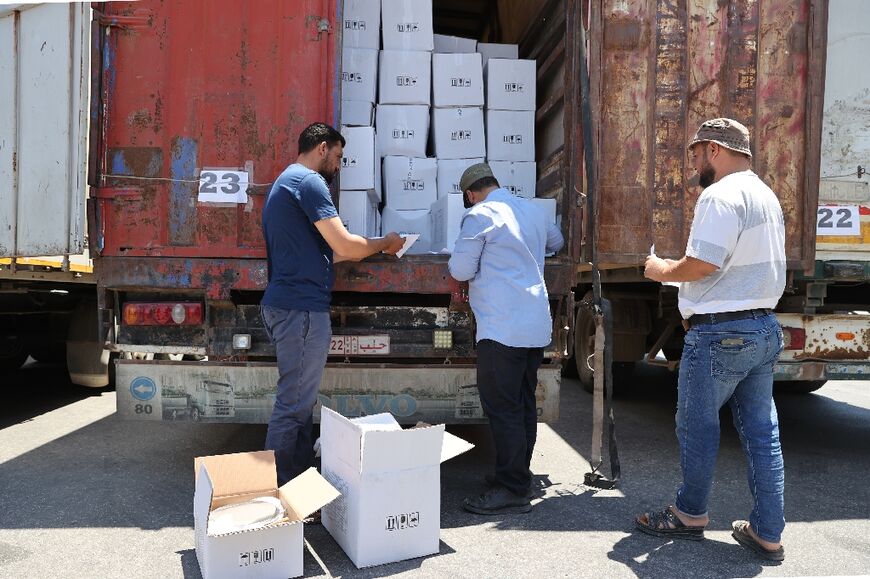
{"left": 674, "top": 312, "right": 785, "bottom": 542}
{"left": 261, "top": 306, "right": 331, "bottom": 485}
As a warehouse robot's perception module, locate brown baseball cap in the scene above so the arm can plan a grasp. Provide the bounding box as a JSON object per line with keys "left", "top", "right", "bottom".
{"left": 688, "top": 118, "right": 752, "bottom": 157}
{"left": 459, "top": 162, "right": 495, "bottom": 193}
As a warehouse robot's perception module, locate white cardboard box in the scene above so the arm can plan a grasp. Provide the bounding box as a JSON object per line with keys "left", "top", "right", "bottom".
{"left": 434, "top": 33, "right": 477, "bottom": 53}
{"left": 340, "top": 126, "right": 376, "bottom": 190}
{"left": 341, "top": 100, "right": 374, "bottom": 127}
{"left": 436, "top": 157, "right": 484, "bottom": 198}
{"left": 379, "top": 50, "right": 432, "bottom": 105}
{"left": 381, "top": 0, "right": 434, "bottom": 51}
{"left": 376, "top": 104, "right": 429, "bottom": 157}
{"left": 341, "top": 47, "right": 378, "bottom": 104}
{"left": 194, "top": 451, "right": 339, "bottom": 579}
{"left": 432, "top": 53, "right": 484, "bottom": 107}
{"left": 380, "top": 207, "right": 432, "bottom": 253}
{"left": 489, "top": 160, "right": 537, "bottom": 198}
{"left": 431, "top": 107, "right": 486, "bottom": 160}
{"left": 486, "top": 110, "right": 535, "bottom": 161}
{"left": 430, "top": 193, "right": 466, "bottom": 253}
{"left": 485, "top": 58, "right": 536, "bottom": 111}
{"left": 530, "top": 197, "right": 558, "bottom": 224}
{"left": 320, "top": 408, "right": 474, "bottom": 568}
{"left": 341, "top": 0, "right": 380, "bottom": 49}
{"left": 477, "top": 42, "right": 518, "bottom": 63}
{"left": 383, "top": 156, "right": 438, "bottom": 210}
{"left": 339, "top": 190, "right": 380, "bottom": 237}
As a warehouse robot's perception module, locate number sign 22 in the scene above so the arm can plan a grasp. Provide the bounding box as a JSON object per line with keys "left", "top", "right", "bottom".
{"left": 198, "top": 170, "right": 249, "bottom": 204}
{"left": 816, "top": 205, "right": 859, "bottom": 236}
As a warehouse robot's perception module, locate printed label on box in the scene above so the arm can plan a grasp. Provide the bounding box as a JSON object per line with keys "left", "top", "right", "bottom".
{"left": 239, "top": 548, "right": 275, "bottom": 567}
{"left": 386, "top": 511, "right": 420, "bottom": 531}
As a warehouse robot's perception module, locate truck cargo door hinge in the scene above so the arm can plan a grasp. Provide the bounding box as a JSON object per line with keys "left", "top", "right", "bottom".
{"left": 307, "top": 16, "right": 332, "bottom": 40}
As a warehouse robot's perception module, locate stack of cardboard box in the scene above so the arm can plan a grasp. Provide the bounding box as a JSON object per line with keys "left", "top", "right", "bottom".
{"left": 339, "top": 0, "right": 381, "bottom": 237}
{"left": 338, "top": 1, "right": 555, "bottom": 256}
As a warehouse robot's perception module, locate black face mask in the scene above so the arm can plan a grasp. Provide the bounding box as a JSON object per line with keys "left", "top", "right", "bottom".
{"left": 463, "top": 190, "right": 474, "bottom": 209}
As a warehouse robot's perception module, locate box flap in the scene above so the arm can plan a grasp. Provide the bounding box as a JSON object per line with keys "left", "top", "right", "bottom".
{"left": 321, "top": 407, "right": 364, "bottom": 473}
{"left": 194, "top": 450, "right": 276, "bottom": 499}
{"left": 440, "top": 431, "right": 475, "bottom": 463}
{"left": 361, "top": 424, "right": 444, "bottom": 473}
{"left": 351, "top": 412, "right": 402, "bottom": 432}
{"left": 278, "top": 467, "right": 340, "bottom": 521}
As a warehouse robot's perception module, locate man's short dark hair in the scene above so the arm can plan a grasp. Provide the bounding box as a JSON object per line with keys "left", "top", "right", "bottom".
{"left": 298, "top": 122, "right": 346, "bottom": 154}
{"left": 467, "top": 176, "right": 499, "bottom": 192}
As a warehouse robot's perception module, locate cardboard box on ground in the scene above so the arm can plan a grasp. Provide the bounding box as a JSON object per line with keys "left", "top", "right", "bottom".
{"left": 320, "top": 408, "right": 474, "bottom": 568}
{"left": 194, "top": 450, "right": 339, "bottom": 579}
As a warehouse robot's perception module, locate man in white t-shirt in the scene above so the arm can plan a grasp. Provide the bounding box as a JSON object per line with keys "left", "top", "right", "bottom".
{"left": 634, "top": 118, "right": 788, "bottom": 561}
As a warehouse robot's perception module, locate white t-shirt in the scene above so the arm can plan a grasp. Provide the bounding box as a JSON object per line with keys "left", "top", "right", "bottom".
{"left": 678, "top": 170, "right": 786, "bottom": 318}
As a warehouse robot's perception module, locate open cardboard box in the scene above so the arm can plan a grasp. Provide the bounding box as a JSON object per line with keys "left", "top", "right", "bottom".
{"left": 320, "top": 408, "right": 474, "bottom": 568}
{"left": 194, "top": 450, "right": 339, "bottom": 579}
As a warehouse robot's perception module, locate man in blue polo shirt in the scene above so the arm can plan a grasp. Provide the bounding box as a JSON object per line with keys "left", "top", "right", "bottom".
{"left": 261, "top": 122, "right": 404, "bottom": 484}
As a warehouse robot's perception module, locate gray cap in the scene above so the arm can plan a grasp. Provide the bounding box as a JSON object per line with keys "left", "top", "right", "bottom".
{"left": 688, "top": 118, "right": 752, "bottom": 157}
{"left": 459, "top": 162, "right": 495, "bottom": 193}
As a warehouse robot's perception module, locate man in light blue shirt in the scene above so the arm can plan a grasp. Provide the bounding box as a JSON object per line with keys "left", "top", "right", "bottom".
{"left": 449, "top": 163, "right": 564, "bottom": 515}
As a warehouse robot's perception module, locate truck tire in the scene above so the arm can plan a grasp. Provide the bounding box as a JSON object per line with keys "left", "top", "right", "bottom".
{"left": 66, "top": 298, "right": 110, "bottom": 388}
{"left": 775, "top": 380, "right": 826, "bottom": 394}
{"left": 0, "top": 335, "right": 29, "bottom": 373}
{"left": 30, "top": 344, "right": 67, "bottom": 365}
{"left": 574, "top": 293, "right": 596, "bottom": 390}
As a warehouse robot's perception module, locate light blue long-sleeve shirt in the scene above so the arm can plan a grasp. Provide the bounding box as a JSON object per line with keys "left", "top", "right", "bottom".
{"left": 448, "top": 189, "right": 565, "bottom": 347}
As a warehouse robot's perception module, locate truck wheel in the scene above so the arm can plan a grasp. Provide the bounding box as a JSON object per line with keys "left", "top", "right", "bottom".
{"left": 775, "top": 380, "right": 827, "bottom": 394}
{"left": 574, "top": 293, "right": 596, "bottom": 390}
{"left": 66, "top": 298, "right": 110, "bottom": 388}
{"left": 0, "top": 335, "right": 29, "bottom": 373}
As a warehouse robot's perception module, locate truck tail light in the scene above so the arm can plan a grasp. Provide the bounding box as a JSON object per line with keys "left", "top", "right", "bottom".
{"left": 123, "top": 302, "right": 203, "bottom": 326}
{"left": 781, "top": 327, "right": 805, "bottom": 350}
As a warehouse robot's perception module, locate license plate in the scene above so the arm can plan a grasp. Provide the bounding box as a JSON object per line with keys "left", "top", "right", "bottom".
{"left": 330, "top": 335, "right": 390, "bottom": 355}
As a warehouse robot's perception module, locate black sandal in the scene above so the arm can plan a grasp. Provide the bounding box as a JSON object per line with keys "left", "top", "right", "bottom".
{"left": 635, "top": 507, "right": 706, "bottom": 541}
{"left": 731, "top": 520, "right": 784, "bottom": 561}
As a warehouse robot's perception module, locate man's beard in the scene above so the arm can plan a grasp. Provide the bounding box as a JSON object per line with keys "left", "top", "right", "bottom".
{"left": 319, "top": 167, "right": 337, "bottom": 185}
{"left": 698, "top": 161, "right": 716, "bottom": 189}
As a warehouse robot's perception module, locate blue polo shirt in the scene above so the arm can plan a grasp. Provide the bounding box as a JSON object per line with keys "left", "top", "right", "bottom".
{"left": 261, "top": 163, "right": 339, "bottom": 312}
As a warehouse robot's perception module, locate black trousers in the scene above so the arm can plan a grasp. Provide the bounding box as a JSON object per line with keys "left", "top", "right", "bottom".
{"left": 476, "top": 339, "right": 545, "bottom": 496}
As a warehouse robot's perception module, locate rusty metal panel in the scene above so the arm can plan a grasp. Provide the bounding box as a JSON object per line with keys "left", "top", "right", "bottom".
{"left": 589, "top": 0, "right": 826, "bottom": 270}
{"left": 0, "top": 3, "right": 89, "bottom": 258}
{"left": 115, "top": 360, "right": 562, "bottom": 423}
{"left": 93, "top": 0, "right": 337, "bottom": 258}
{"left": 777, "top": 312, "right": 870, "bottom": 362}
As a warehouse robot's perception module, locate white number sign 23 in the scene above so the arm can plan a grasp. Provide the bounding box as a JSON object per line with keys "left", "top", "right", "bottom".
{"left": 198, "top": 170, "right": 249, "bottom": 203}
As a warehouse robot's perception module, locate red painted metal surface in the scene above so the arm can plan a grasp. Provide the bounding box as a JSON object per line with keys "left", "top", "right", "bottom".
{"left": 92, "top": 0, "right": 337, "bottom": 258}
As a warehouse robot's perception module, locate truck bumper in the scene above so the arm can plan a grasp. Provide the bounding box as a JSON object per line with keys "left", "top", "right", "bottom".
{"left": 774, "top": 361, "right": 870, "bottom": 381}
{"left": 115, "top": 360, "right": 561, "bottom": 424}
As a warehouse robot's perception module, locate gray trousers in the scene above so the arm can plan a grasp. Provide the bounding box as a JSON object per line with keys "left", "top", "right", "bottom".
{"left": 261, "top": 306, "right": 331, "bottom": 485}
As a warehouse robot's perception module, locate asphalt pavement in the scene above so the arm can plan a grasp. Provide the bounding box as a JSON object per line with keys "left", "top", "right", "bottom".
{"left": 1, "top": 360, "right": 868, "bottom": 578}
